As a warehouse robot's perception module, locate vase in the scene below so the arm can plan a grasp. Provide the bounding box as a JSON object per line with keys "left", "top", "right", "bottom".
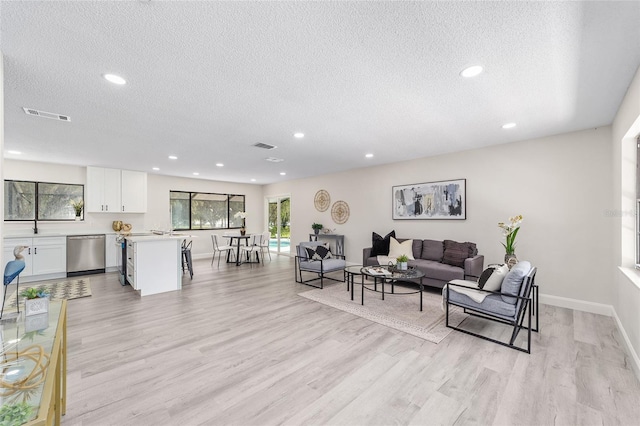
{"left": 240, "top": 229, "right": 246, "bottom": 236}
{"left": 397, "top": 261, "right": 408, "bottom": 271}
{"left": 504, "top": 253, "right": 518, "bottom": 269}
{"left": 75, "top": 216, "right": 81, "bottom": 221}
{"left": 25, "top": 297, "right": 49, "bottom": 317}
{"left": 314, "top": 229, "right": 320, "bottom": 235}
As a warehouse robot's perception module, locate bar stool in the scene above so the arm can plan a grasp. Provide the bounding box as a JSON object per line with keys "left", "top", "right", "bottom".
{"left": 181, "top": 240, "right": 193, "bottom": 279}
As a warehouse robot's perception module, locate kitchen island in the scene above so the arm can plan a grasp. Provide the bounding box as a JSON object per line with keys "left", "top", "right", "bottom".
{"left": 125, "top": 234, "right": 187, "bottom": 296}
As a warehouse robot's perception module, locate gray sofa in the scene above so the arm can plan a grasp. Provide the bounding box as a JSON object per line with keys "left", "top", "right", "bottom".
{"left": 363, "top": 238, "right": 484, "bottom": 289}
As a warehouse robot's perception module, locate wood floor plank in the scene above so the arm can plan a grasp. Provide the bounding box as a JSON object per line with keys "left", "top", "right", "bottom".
{"left": 21, "top": 255, "right": 638, "bottom": 425}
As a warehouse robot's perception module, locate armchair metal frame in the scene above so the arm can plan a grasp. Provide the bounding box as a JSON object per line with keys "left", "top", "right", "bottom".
{"left": 295, "top": 244, "right": 346, "bottom": 289}
{"left": 445, "top": 267, "right": 538, "bottom": 353}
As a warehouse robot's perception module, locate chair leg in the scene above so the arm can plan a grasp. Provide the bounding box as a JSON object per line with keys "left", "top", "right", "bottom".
{"left": 0, "top": 284, "right": 7, "bottom": 319}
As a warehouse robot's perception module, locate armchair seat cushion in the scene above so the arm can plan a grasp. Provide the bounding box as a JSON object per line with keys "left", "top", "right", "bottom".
{"left": 299, "top": 258, "right": 346, "bottom": 273}
{"left": 447, "top": 291, "right": 517, "bottom": 320}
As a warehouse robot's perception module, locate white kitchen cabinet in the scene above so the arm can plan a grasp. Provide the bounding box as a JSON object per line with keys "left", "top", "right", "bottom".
{"left": 3, "top": 237, "right": 66, "bottom": 279}
{"left": 3, "top": 238, "right": 33, "bottom": 277}
{"left": 125, "top": 236, "right": 182, "bottom": 296}
{"left": 105, "top": 234, "right": 118, "bottom": 269}
{"left": 86, "top": 166, "right": 122, "bottom": 213}
{"left": 121, "top": 170, "right": 147, "bottom": 213}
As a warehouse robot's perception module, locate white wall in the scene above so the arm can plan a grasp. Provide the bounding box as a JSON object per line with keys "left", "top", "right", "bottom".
{"left": 1, "top": 160, "right": 263, "bottom": 258}
{"left": 612, "top": 64, "right": 640, "bottom": 375}
{"left": 266, "top": 126, "right": 613, "bottom": 305}
{"left": 1, "top": 52, "right": 4, "bottom": 257}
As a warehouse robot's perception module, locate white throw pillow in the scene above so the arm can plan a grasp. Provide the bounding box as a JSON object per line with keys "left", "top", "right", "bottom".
{"left": 388, "top": 237, "right": 415, "bottom": 260}
{"left": 481, "top": 264, "right": 509, "bottom": 292}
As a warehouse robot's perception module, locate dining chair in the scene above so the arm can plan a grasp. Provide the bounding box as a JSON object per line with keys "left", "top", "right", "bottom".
{"left": 258, "top": 231, "right": 271, "bottom": 261}
{"left": 240, "top": 234, "right": 261, "bottom": 264}
{"left": 211, "top": 235, "right": 235, "bottom": 268}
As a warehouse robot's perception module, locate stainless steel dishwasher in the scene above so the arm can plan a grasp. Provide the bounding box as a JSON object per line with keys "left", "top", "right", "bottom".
{"left": 67, "top": 234, "right": 106, "bottom": 277}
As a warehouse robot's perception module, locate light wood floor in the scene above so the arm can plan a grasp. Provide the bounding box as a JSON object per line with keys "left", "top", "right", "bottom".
{"left": 47, "top": 255, "right": 640, "bottom": 425}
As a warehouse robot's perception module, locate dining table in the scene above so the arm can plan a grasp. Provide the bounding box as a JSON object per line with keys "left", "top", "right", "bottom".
{"left": 222, "top": 234, "right": 254, "bottom": 266}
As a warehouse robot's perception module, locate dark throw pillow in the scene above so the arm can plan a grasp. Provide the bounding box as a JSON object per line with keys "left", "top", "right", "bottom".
{"left": 442, "top": 240, "right": 477, "bottom": 268}
{"left": 478, "top": 267, "right": 495, "bottom": 289}
{"left": 305, "top": 245, "right": 333, "bottom": 261}
{"left": 371, "top": 230, "right": 396, "bottom": 257}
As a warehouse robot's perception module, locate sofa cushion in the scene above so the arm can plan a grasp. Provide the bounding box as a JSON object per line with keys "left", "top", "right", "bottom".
{"left": 501, "top": 261, "right": 531, "bottom": 303}
{"left": 371, "top": 230, "right": 395, "bottom": 256}
{"left": 446, "top": 292, "right": 517, "bottom": 320}
{"left": 421, "top": 239, "right": 443, "bottom": 261}
{"left": 442, "top": 240, "right": 477, "bottom": 268}
{"left": 388, "top": 237, "right": 415, "bottom": 260}
{"left": 411, "top": 259, "right": 464, "bottom": 281}
{"left": 479, "top": 264, "right": 509, "bottom": 291}
{"left": 305, "top": 245, "right": 333, "bottom": 261}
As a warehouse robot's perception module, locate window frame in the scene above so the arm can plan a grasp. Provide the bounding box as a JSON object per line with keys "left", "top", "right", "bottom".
{"left": 170, "top": 190, "right": 245, "bottom": 231}
{"left": 4, "top": 179, "right": 85, "bottom": 222}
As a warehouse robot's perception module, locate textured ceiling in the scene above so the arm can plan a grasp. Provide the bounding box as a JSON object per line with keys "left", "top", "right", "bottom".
{"left": 1, "top": 1, "right": 639, "bottom": 184}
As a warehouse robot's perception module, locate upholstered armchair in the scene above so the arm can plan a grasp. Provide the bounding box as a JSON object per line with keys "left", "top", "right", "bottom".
{"left": 444, "top": 261, "right": 538, "bottom": 353}
{"left": 295, "top": 241, "right": 346, "bottom": 289}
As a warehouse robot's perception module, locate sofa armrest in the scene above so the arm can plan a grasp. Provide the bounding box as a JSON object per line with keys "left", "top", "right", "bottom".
{"left": 363, "top": 247, "right": 372, "bottom": 266}
{"left": 464, "top": 255, "right": 484, "bottom": 280}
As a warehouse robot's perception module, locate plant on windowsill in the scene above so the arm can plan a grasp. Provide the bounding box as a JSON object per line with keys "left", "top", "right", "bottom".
{"left": 20, "top": 288, "right": 50, "bottom": 316}
{"left": 71, "top": 200, "right": 83, "bottom": 221}
{"left": 312, "top": 223, "right": 323, "bottom": 235}
{"left": 396, "top": 254, "right": 409, "bottom": 271}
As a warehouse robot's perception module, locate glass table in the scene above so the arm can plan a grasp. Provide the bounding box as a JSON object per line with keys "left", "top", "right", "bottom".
{"left": 344, "top": 265, "right": 365, "bottom": 301}
{"left": 360, "top": 265, "right": 426, "bottom": 311}
{"left": 0, "top": 300, "right": 67, "bottom": 425}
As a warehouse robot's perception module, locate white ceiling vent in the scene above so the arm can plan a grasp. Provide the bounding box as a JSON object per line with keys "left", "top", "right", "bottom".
{"left": 22, "top": 107, "right": 71, "bottom": 122}
{"left": 265, "top": 157, "right": 284, "bottom": 163}
{"left": 253, "top": 142, "right": 277, "bottom": 150}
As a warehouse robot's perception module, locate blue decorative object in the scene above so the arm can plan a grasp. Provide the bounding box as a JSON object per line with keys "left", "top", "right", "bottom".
{"left": 2, "top": 246, "right": 28, "bottom": 319}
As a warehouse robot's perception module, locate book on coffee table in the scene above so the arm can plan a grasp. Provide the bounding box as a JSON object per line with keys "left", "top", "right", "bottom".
{"left": 365, "top": 266, "right": 392, "bottom": 276}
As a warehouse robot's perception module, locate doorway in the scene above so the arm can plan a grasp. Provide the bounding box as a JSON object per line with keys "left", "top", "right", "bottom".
{"left": 267, "top": 196, "right": 291, "bottom": 254}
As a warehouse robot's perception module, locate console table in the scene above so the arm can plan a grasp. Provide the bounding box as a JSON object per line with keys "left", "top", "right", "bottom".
{"left": 309, "top": 233, "right": 345, "bottom": 257}
{"left": 0, "top": 300, "right": 67, "bottom": 425}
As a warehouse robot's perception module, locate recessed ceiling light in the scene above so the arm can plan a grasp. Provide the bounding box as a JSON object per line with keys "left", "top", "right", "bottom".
{"left": 280, "top": 172, "right": 286, "bottom": 176}
{"left": 216, "top": 163, "right": 224, "bottom": 167}
{"left": 7, "top": 150, "right": 21, "bottom": 155}
{"left": 502, "top": 122, "right": 517, "bottom": 129}
{"left": 103, "top": 74, "right": 127, "bottom": 85}
{"left": 193, "top": 172, "right": 199, "bottom": 176}
{"left": 152, "top": 167, "right": 159, "bottom": 171}
{"left": 294, "top": 133, "right": 304, "bottom": 139}
{"left": 365, "top": 153, "right": 374, "bottom": 158}
{"left": 168, "top": 155, "right": 178, "bottom": 160}
{"left": 460, "top": 65, "right": 483, "bottom": 78}
{"left": 250, "top": 178, "right": 256, "bottom": 182}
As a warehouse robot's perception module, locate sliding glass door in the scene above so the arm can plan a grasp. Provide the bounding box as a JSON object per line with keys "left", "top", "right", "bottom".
{"left": 267, "top": 196, "right": 290, "bottom": 254}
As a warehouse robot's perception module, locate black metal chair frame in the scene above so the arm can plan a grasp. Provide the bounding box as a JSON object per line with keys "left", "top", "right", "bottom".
{"left": 295, "top": 253, "right": 346, "bottom": 289}
{"left": 181, "top": 240, "right": 194, "bottom": 279}
{"left": 445, "top": 267, "right": 539, "bottom": 354}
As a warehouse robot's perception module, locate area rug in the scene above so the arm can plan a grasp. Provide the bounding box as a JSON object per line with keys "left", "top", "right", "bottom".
{"left": 4, "top": 278, "right": 92, "bottom": 309}
{"left": 299, "top": 281, "right": 467, "bottom": 343}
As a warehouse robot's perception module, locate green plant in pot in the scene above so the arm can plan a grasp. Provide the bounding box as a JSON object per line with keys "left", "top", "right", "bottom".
{"left": 396, "top": 254, "right": 409, "bottom": 270}
{"left": 71, "top": 200, "right": 83, "bottom": 220}
{"left": 20, "top": 287, "right": 50, "bottom": 316}
{"left": 311, "top": 223, "right": 323, "bottom": 235}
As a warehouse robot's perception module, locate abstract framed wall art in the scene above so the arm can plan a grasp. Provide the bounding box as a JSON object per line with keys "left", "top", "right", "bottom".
{"left": 392, "top": 179, "right": 466, "bottom": 220}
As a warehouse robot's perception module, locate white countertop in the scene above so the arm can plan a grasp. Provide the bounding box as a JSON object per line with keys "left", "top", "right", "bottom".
{"left": 125, "top": 234, "right": 194, "bottom": 243}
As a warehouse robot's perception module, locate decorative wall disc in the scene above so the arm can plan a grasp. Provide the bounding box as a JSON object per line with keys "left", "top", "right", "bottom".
{"left": 331, "top": 200, "right": 350, "bottom": 224}
{"left": 314, "top": 189, "right": 330, "bottom": 212}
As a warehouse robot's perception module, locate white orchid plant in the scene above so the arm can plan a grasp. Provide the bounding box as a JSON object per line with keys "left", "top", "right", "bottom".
{"left": 498, "top": 214, "right": 523, "bottom": 255}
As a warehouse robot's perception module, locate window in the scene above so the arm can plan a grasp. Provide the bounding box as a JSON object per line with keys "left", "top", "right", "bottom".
{"left": 170, "top": 191, "right": 245, "bottom": 230}
{"left": 4, "top": 180, "right": 84, "bottom": 221}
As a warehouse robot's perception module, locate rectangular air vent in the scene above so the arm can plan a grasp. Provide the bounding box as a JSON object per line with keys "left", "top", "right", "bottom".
{"left": 253, "top": 142, "right": 277, "bottom": 150}
{"left": 22, "top": 107, "right": 71, "bottom": 122}
{"left": 265, "top": 157, "right": 284, "bottom": 163}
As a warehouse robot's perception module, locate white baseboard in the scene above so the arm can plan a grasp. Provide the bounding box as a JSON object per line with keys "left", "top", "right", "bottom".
{"left": 539, "top": 293, "right": 614, "bottom": 316}
{"left": 612, "top": 309, "right": 640, "bottom": 382}
{"left": 541, "top": 292, "right": 640, "bottom": 382}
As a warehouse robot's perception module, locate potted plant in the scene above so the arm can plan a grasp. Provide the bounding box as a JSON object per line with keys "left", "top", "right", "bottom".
{"left": 234, "top": 211, "right": 247, "bottom": 235}
{"left": 20, "top": 287, "right": 50, "bottom": 316}
{"left": 71, "top": 200, "right": 83, "bottom": 221}
{"left": 0, "top": 402, "right": 33, "bottom": 426}
{"left": 396, "top": 254, "right": 409, "bottom": 270}
{"left": 312, "top": 223, "right": 323, "bottom": 235}
{"left": 498, "top": 214, "right": 523, "bottom": 268}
